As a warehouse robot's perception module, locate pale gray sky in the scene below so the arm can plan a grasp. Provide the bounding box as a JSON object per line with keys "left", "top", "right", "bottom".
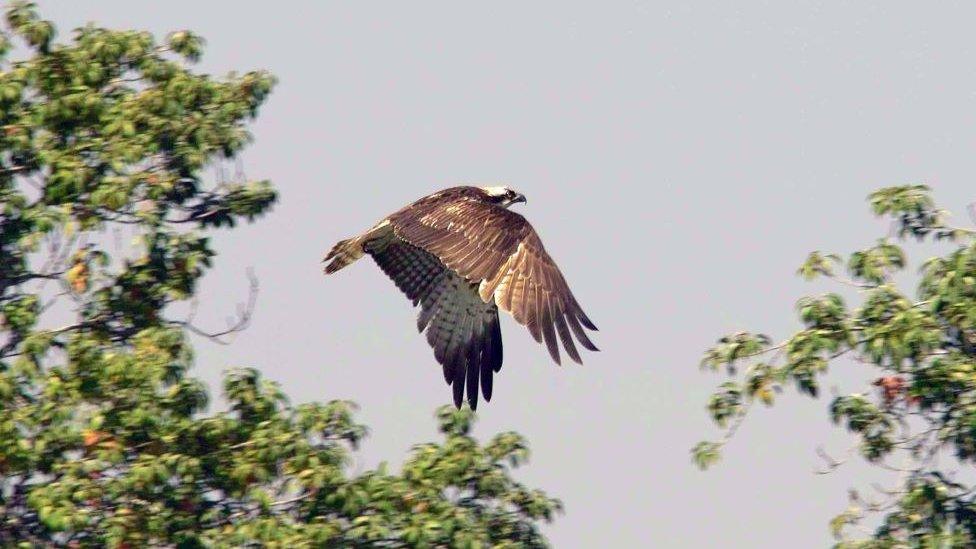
{"left": 44, "top": 1, "right": 976, "bottom": 546}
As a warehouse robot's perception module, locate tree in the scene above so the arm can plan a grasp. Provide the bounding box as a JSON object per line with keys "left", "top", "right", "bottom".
{"left": 0, "top": 3, "right": 560, "bottom": 546}
{"left": 695, "top": 184, "right": 976, "bottom": 547}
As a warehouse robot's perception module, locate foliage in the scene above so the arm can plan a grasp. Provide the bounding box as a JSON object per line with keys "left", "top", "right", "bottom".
{"left": 695, "top": 184, "right": 976, "bottom": 547}
{"left": 0, "top": 3, "right": 560, "bottom": 546}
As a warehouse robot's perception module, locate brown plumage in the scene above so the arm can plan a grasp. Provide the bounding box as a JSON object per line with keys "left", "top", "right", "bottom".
{"left": 323, "top": 186, "right": 598, "bottom": 409}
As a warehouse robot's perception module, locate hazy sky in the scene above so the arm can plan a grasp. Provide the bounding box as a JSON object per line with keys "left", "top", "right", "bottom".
{"left": 42, "top": 2, "right": 976, "bottom": 546}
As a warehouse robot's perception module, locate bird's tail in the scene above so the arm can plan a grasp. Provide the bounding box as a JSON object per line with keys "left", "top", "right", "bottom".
{"left": 323, "top": 237, "right": 364, "bottom": 274}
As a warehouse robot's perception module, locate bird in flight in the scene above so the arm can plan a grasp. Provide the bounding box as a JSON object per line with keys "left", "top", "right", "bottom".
{"left": 323, "top": 186, "right": 598, "bottom": 410}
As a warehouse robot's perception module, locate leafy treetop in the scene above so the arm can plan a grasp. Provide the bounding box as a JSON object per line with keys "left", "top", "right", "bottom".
{"left": 0, "top": 3, "right": 560, "bottom": 547}
{"left": 695, "top": 184, "right": 976, "bottom": 547}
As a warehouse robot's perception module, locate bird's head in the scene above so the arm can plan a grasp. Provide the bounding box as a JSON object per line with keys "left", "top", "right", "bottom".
{"left": 479, "top": 185, "right": 527, "bottom": 208}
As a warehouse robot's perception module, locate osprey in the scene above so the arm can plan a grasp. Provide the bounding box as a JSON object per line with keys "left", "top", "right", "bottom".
{"left": 323, "top": 186, "right": 598, "bottom": 409}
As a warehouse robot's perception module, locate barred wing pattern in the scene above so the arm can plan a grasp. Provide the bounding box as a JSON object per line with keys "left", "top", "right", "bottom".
{"left": 388, "top": 197, "right": 598, "bottom": 367}
{"left": 371, "top": 241, "right": 502, "bottom": 410}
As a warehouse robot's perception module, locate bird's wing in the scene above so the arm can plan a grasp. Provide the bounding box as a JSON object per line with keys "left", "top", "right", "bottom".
{"left": 371, "top": 240, "right": 502, "bottom": 409}
{"left": 389, "top": 198, "right": 597, "bottom": 365}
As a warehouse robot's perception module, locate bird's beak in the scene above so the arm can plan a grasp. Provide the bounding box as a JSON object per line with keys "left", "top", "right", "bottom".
{"left": 513, "top": 193, "right": 527, "bottom": 205}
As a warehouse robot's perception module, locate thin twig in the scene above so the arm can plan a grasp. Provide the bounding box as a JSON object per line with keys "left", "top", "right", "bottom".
{"left": 170, "top": 268, "right": 258, "bottom": 344}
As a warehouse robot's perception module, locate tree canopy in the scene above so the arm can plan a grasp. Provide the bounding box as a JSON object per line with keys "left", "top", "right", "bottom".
{"left": 696, "top": 185, "right": 976, "bottom": 547}
{"left": 0, "top": 3, "right": 559, "bottom": 546}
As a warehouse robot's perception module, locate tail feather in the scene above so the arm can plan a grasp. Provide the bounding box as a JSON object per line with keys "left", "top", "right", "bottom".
{"left": 324, "top": 220, "right": 393, "bottom": 275}
{"left": 323, "top": 237, "right": 363, "bottom": 274}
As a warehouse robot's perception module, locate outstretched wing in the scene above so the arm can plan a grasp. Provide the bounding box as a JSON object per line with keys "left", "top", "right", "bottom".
{"left": 370, "top": 240, "right": 502, "bottom": 409}
{"left": 389, "top": 198, "right": 598, "bottom": 365}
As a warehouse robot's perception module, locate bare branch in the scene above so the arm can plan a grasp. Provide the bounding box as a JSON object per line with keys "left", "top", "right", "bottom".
{"left": 815, "top": 445, "right": 854, "bottom": 475}
{"left": 170, "top": 268, "right": 258, "bottom": 345}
